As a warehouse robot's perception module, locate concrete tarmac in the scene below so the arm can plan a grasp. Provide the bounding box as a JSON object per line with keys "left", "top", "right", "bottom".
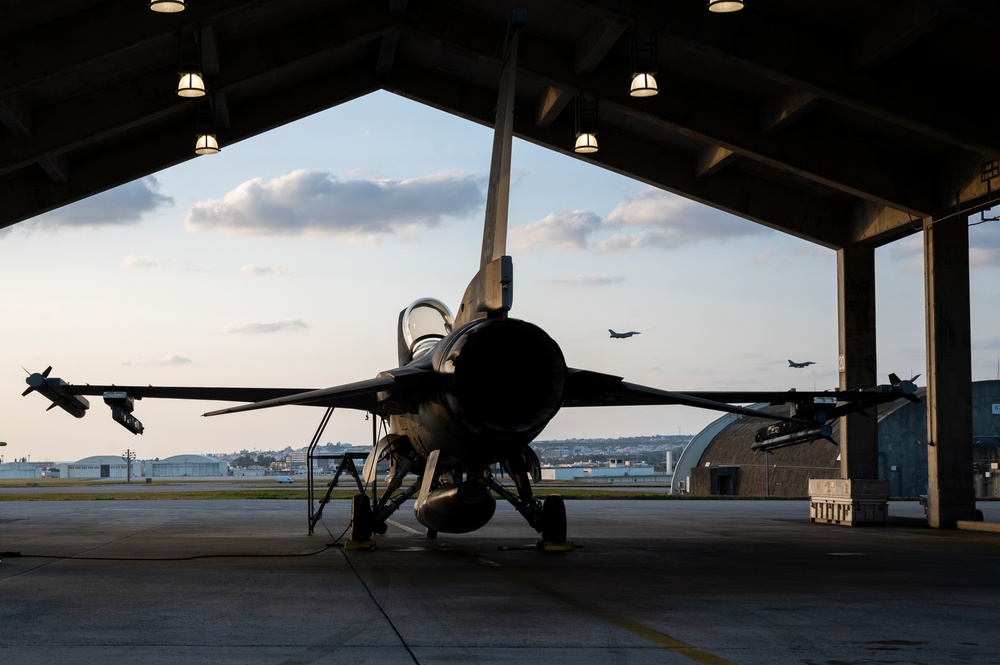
{"left": 2, "top": 499, "right": 999, "bottom": 665}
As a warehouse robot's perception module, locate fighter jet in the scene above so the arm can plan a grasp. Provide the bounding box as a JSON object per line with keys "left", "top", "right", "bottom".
{"left": 788, "top": 360, "right": 817, "bottom": 368}
{"left": 609, "top": 330, "right": 640, "bottom": 339}
{"left": 23, "top": 11, "right": 919, "bottom": 547}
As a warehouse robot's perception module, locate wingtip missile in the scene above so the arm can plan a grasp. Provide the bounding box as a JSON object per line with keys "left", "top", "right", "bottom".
{"left": 886, "top": 372, "right": 921, "bottom": 403}
{"left": 23, "top": 368, "right": 90, "bottom": 418}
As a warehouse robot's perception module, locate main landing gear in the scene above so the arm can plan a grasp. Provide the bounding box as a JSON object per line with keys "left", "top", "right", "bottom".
{"left": 540, "top": 494, "right": 567, "bottom": 544}
{"left": 306, "top": 409, "right": 421, "bottom": 550}
{"left": 344, "top": 444, "right": 422, "bottom": 549}
{"left": 485, "top": 450, "right": 573, "bottom": 550}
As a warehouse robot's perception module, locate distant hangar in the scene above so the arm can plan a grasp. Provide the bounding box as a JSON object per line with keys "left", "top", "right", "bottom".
{"left": 673, "top": 380, "right": 1000, "bottom": 498}
{"left": 54, "top": 454, "right": 227, "bottom": 479}
{"left": 146, "top": 454, "right": 228, "bottom": 478}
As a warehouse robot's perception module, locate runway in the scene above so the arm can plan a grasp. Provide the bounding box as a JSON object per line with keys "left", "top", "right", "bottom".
{"left": 2, "top": 499, "right": 998, "bottom": 664}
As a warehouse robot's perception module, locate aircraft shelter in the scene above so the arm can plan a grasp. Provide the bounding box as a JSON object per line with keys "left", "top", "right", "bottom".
{"left": 3, "top": 1, "right": 998, "bottom": 527}
{"left": 146, "top": 454, "right": 229, "bottom": 477}
{"left": 0, "top": 462, "right": 40, "bottom": 479}
{"left": 58, "top": 455, "right": 141, "bottom": 479}
{"left": 676, "top": 380, "right": 1000, "bottom": 499}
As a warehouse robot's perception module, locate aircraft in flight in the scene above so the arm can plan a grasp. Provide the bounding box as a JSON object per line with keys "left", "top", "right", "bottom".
{"left": 788, "top": 360, "right": 817, "bottom": 368}
{"left": 22, "top": 11, "right": 918, "bottom": 547}
{"left": 609, "top": 330, "right": 641, "bottom": 339}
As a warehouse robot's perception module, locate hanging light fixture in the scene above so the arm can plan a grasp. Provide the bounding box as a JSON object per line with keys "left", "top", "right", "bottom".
{"left": 574, "top": 132, "right": 598, "bottom": 153}
{"left": 149, "top": 0, "right": 185, "bottom": 13}
{"left": 630, "top": 73, "right": 658, "bottom": 98}
{"left": 630, "top": 26, "right": 658, "bottom": 98}
{"left": 574, "top": 96, "right": 599, "bottom": 154}
{"left": 178, "top": 72, "right": 206, "bottom": 97}
{"left": 177, "top": 32, "right": 206, "bottom": 98}
{"left": 194, "top": 100, "right": 220, "bottom": 155}
{"left": 707, "top": 0, "right": 744, "bottom": 12}
{"left": 194, "top": 133, "right": 220, "bottom": 155}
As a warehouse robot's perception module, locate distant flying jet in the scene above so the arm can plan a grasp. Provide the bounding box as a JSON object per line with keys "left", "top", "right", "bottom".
{"left": 788, "top": 359, "right": 816, "bottom": 368}
{"left": 609, "top": 330, "right": 640, "bottom": 339}
{"left": 22, "top": 13, "right": 920, "bottom": 548}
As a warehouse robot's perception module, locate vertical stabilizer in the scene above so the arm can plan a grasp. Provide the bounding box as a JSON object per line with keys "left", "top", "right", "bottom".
{"left": 479, "top": 8, "right": 525, "bottom": 268}
{"left": 456, "top": 8, "right": 525, "bottom": 327}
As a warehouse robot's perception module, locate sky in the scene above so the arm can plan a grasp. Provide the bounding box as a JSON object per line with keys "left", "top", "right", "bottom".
{"left": 2, "top": 90, "right": 999, "bottom": 463}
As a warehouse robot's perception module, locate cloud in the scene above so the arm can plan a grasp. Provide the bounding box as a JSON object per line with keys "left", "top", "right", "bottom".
{"left": 185, "top": 169, "right": 483, "bottom": 240}
{"left": 121, "top": 355, "right": 192, "bottom": 367}
{"left": 548, "top": 275, "right": 626, "bottom": 287}
{"left": 597, "top": 188, "right": 763, "bottom": 252}
{"left": 122, "top": 256, "right": 161, "bottom": 269}
{"left": 222, "top": 319, "right": 310, "bottom": 335}
{"left": 970, "top": 219, "right": 1000, "bottom": 268}
{"left": 510, "top": 210, "right": 601, "bottom": 252}
{"left": 973, "top": 337, "right": 1000, "bottom": 351}
{"left": 120, "top": 256, "right": 211, "bottom": 273}
{"left": 241, "top": 265, "right": 288, "bottom": 277}
{"left": 28, "top": 177, "right": 173, "bottom": 230}
{"left": 512, "top": 187, "right": 764, "bottom": 253}
{"left": 886, "top": 235, "right": 923, "bottom": 274}
{"left": 887, "top": 219, "right": 1000, "bottom": 272}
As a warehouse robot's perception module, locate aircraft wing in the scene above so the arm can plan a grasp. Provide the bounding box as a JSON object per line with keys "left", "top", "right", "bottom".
{"left": 201, "top": 365, "right": 436, "bottom": 416}
{"left": 23, "top": 364, "right": 438, "bottom": 428}
{"left": 563, "top": 368, "right": 918, "bottom": 421}
{"left": 31, "top": 381, "right": 388, "bottom": 412}
{"left": 562, "top": 369, "right": 801, "bottom": 422}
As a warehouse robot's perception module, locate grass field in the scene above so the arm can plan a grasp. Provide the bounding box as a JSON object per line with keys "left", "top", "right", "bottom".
{"left": 0, "top": 477, "right": 688, "bottom": 501}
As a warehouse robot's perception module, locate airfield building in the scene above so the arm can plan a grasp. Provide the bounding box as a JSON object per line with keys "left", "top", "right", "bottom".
{"left": 144, "top": 454, "right": 228, "bottom": 477}
{"left": 59, "top": 455, "right": 141, "bottom": 479}
{"left": 541, "top": 461, "right": 656, "bottom": 481}
{"left": 673, "top": 380, "right": 1000, "bottom": 498}
{"left": 0, "top": 462, "right": 40, "bottom": 479}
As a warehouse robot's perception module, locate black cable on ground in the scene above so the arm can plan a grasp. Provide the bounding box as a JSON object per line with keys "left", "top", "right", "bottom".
{"left": 8, "top": 546, "right": 337, "bottom": 562}
{"left": 338, "top": 546, "right": 421, "bottom": 665}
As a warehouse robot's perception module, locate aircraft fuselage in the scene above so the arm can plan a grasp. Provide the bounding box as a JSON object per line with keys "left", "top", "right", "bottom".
{"left": 387, "top": 316, "right": 566, "bottom": 470}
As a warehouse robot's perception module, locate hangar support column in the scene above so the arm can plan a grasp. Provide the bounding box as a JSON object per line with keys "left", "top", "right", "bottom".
{"left": 837, "top": 245, "right": 879, "bottom": 480}
{"left": 924, "top": 216, "right": 976, "bottom": 527}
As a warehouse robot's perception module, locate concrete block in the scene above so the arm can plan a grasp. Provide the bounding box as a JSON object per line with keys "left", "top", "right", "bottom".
{"left": 808, "top": 478, "right": 889, "bottom": 498}
{"left": 809, "top": 478, "right": 889, "bottom": 526}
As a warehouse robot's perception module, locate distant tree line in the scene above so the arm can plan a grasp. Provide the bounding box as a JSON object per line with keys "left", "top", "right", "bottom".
{"left": 231, "top": 453, "right": 278, "bottom": 468}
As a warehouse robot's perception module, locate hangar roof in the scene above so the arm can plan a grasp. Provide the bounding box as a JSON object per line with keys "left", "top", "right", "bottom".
{"left": 73, "top": 455, "right": 130, "bottom": 465}
{"left": 4, "top": 1, "right": 999, "bottom": 248}
{"left": 155, "top": 454, "right": 223, "bottom": 464}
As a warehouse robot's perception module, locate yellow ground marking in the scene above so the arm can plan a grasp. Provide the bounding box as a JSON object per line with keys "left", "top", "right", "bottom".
{"left": 516, "top": 573, "right": 738, "bottom": 665}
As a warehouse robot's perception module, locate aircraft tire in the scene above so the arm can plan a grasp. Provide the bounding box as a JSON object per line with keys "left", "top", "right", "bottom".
{"left": 351, "top": 493, "right": 374, "bottom": 542}
{"left": 425, "top": 528, "right": 438, "bottom": 539}
{"left": 541, "top": 495, "right": 567, "bottom": 543}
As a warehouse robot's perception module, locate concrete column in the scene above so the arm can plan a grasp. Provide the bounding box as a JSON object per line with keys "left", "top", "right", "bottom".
{"left": 837, "top": 245, "right": 879, "bottom": 480}
{"left": 924, "top": 216, "right": 976, "bottom": 527}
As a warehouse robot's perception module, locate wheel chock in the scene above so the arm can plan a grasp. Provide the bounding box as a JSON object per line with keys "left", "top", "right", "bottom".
{"left": 345, "top": 539, "right": 376, "bottom": 551}
{"left": 536, "top": 540, "right": 575, "bottom": 551}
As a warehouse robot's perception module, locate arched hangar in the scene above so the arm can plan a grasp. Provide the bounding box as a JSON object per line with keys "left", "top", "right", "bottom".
{"left": 678, "top": 380, "right": 1000, "bottom": 498}
{"left": 0, "top": 462, "right": 40, "bottom": 479}
{"left": 59, "top": 455, "right": 140, "bottom": 479}
{"left": 146, "top": 454, "right": 228, "bottom": 478}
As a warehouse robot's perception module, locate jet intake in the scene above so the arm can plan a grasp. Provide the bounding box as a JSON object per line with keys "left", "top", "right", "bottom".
{"left": 414, "top": 480, "right": 497, "bottom": 533}
{"left": 435, "top": 319, "right": 566, "bottom": 439}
